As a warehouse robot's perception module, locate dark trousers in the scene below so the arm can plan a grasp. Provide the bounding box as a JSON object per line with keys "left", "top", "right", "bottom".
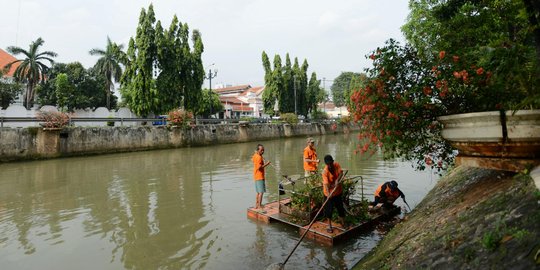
{"left": 324, "top": 195, "right": 345, "bottom": 219}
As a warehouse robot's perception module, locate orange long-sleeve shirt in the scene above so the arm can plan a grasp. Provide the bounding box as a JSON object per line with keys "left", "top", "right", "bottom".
{"left": 322, "top": 162, "right": 342, "bottom": 197}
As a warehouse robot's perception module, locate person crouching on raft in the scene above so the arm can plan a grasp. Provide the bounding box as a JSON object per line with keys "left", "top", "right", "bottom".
{"left": 369, "top": 180, "right": 405, "bottom": 209}
{"left": 321, "top": 154, "right": 346, "bottom": 233}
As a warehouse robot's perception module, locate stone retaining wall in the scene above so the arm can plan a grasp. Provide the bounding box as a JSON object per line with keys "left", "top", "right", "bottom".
{"left": 0, "top": 123, "right": 355, "bottom": 162}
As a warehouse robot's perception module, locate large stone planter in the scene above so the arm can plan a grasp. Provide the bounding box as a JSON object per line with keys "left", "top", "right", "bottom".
{"left": 437, "top": 110, "right": 540, "bottom": 158}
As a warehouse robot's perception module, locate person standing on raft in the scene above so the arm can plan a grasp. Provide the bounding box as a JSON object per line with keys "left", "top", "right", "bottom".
{"left": 252, "top": 144, "right": 271, "bottom": 213}
{"left": 303, "top": 137, "right": 320, "bottom": 177}
{"left": 321, "top": 154, "right": 347, "bottom": 233}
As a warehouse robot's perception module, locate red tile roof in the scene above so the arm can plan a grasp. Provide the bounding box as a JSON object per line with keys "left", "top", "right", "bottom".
{"left": 214, "top": 84, "right": 251, "bottom": 93}
{"left": 0, "top": 48, "right": 20, "bottom": 77}
{"left": 231, "top": 105, "right": 253, "bottom": 112}
{"left": 219, "top": 96, "right": 246, "bottom": 104}
{"left": 240, "top": 86, "right": 265, "bottom": 96}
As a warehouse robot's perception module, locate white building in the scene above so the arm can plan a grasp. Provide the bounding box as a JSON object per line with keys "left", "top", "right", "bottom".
{"left": 214, "top": 85, "right": 267, "bottom": 118}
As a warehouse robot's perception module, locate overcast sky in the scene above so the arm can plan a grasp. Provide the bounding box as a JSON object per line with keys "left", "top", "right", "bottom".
{"left": 1, "top": 0, "right": 410, "bottom": 90}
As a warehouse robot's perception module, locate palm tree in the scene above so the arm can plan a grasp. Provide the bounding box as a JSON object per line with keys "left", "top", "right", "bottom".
{"left": 89, "top": 37, "right": 125, "bottom": 109}
{"left": 5, "top": 37, "right": 57, "bottom": 109}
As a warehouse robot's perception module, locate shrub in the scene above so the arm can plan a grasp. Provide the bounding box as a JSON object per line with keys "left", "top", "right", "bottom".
{"left": 311, "top": 110, "right": 328, "bottom": 120}
{"left": 167, "top": 109, "right": 193, "bottom": 128}
{"left": 37, "top": 111, "right": 70, "bottom": 129}
{"left": 339, "top": 115, "right": 351, "bottom": 125}
{"left": 280, "top": 113, "right": 299, "bottom": 124}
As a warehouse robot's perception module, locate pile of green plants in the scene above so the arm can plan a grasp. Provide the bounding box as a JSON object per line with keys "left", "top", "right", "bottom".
{"left": 288, "top": 174, "right": 370, "bottom": 224}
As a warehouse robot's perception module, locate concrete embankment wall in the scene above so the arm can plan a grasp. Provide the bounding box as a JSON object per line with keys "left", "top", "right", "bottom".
{"left": 0, "top": 123, "right": 356, "bottom": 162}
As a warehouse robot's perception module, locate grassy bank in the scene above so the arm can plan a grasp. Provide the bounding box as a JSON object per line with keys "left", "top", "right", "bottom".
{"left": 353, "top": 166, "right": 540, "bottom": 269}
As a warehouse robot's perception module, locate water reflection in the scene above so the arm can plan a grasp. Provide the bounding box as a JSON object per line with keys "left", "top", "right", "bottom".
{"left": 0, "top": 133, "right": 438, "bottom": 269}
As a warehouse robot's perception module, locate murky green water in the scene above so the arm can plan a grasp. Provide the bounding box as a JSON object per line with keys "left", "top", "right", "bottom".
{"left": 0, "top": 133, "right": 438, "bottom": 269}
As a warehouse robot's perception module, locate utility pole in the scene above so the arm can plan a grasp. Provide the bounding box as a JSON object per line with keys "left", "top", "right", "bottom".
{"left": 205, "top": 64, "right": 217, "bottom": 117}
{"left": 294, "top": 75, "right": 297, "bottom": 115}
{"left": 323, "top": 77, "right": 326, "bottom": 113}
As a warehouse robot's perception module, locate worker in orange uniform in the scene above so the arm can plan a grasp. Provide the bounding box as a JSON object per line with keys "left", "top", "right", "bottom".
{"left": 370, "top": 180, "right": 406, "bottom": 209}
{"left": 321, "top": 154, "right": 346, "bottom": 233}
{"left": 252, "top": 144, "right": 271, "bottom": 213}
{"left": 303, "top": 137, "right": 320, "bottom": 177}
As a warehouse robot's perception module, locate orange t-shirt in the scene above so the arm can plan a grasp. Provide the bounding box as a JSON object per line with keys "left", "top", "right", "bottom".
{"left": 252, "top": 153, "right": 265, "bottom": 181}
{"left": 375, "top": 183, "right": 401, "bottom": 202}
{"left": 322, "top": 162, "right": 343, "bottom": 197}
{"left": 303, "top": 146, "right": 318, "bottom": 171}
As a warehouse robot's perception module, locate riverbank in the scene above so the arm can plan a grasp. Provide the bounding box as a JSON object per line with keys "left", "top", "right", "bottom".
{"left": 353, "top": 166, "right": 539, "bottom": 269}
{"left": 0, "top": 122, "right": 356, "bottom": 162}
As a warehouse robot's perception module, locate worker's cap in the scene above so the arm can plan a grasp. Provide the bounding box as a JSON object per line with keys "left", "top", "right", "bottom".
{"left": 307, "top": 137, "right": 315, "bottom": 143}
{"left": 324, "top": 155, "right": 334, "bottom": 164}
{"left": 390, "top": 180, "right": 398, "bottom": 188}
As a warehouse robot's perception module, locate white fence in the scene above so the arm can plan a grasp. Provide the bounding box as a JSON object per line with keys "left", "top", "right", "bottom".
{"left": 0, "top": 105, "right": 140, "bottom": 128}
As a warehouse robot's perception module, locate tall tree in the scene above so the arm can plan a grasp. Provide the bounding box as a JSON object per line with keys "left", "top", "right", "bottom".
{"left": 306, "top": 72, "right": 325, "bottom": 115}
{"left": 261, "top": 51, "right": 277, "bottom": 114}
{"left": 5, "top": 37, "right": 57, "bottom": 109}
{"left": 54, "top": 73, "right": 73, "bottom": 111}
{"left": 261, "top": 52, "right": 312, "bottom": 116}
{"left": 331, "top": 72, "right": 360, "bottom": 107}
{"left": 121, "top": 5, "right": 159, "bottom": 116}
{"left": 121, "top": 5, "right": 205, "bottom": 116}
{"left": 89, "top": 36, "right": 125, "bottom": 109}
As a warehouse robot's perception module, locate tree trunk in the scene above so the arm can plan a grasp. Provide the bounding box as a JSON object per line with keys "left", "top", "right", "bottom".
{"left": 25, "top": 84, "right": 33, "bottom": 110}
{"left": 106, "top": 81, "right": 111, "bottom": 110}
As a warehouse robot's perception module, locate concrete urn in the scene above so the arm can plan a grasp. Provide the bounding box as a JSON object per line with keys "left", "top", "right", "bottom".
{"left": 437, "top": 110, "right": 540, "bottom": 159}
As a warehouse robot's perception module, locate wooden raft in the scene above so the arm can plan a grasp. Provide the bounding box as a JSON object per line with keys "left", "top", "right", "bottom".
{"left": 247, "top": 198, "right": 401, "bottom": 245}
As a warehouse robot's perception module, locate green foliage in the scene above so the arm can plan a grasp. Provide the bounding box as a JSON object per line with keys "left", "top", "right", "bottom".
{"left": 0, "top": 69, "right": 22, "bottom": 109}
{"left": 54, "top": 73, "right": 73, "bottom": 112}
{"left": 89, "top": 36, "right": 125, "bottom": 109}
{"left": 261, "top": 52, "right": 316, "bottom": 117}
{"left": 306, "top": 72, "right": 326, "bottom": 116}
{"left": 36, "top": 62, "right": 113, "bottom": 110}
{"left": 289, "top": 175, "right": 368, "bottom": 224}
{"left": 331, "top": 72, "right": 363, "bottom": 107}
{"left": 349, "top": 0, "right": 540, "bottom": 172}
{"left": 290, "top": 175, "right": 324, "bottom": 211}
{"left": 311, "top": 110, "right": 329, "bottom": 120}
{"left": 5, "top": 37, "right": 57, "bottom": 109}
{"left": 482, "top": 230, "right": 501, "bottom": 251}
{"left": 121, "top": 5, "right": 205, "bottom": 116}
{"left": 195, "top": 89, "right": 223, "bottom": 117}
{"left": 402, "top": 0, "right": 539, "bottom": 109}
{"left": 240, "top": 116, "right": 255, "bottom": 122}
{"left": 280, "top": 113, "right": 298, "bottom": 124}
{"left": 510, "top": 228, "right": 530, "bottom": 241}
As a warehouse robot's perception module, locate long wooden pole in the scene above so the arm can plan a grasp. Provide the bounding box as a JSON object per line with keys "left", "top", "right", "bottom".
{"left": 280, "top": 170, "right": 349, "bottom": 267}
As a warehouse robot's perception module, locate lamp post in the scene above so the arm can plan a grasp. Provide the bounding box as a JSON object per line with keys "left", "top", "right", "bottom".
{"left": 205, "top": 64, "right": 218, "bottom": 117}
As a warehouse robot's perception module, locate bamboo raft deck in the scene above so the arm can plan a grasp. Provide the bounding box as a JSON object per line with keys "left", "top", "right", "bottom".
{"left": 247, "top": 198, "right": 401, "bottom": 245}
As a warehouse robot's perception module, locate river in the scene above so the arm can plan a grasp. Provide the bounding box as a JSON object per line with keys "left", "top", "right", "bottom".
{"left": 0, "top": 133, "right": 438, "bottom": 270}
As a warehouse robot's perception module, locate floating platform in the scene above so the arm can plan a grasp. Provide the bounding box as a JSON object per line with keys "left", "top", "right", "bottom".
{"left": 247, "top": 198, "right": 401, "bottom": 245}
